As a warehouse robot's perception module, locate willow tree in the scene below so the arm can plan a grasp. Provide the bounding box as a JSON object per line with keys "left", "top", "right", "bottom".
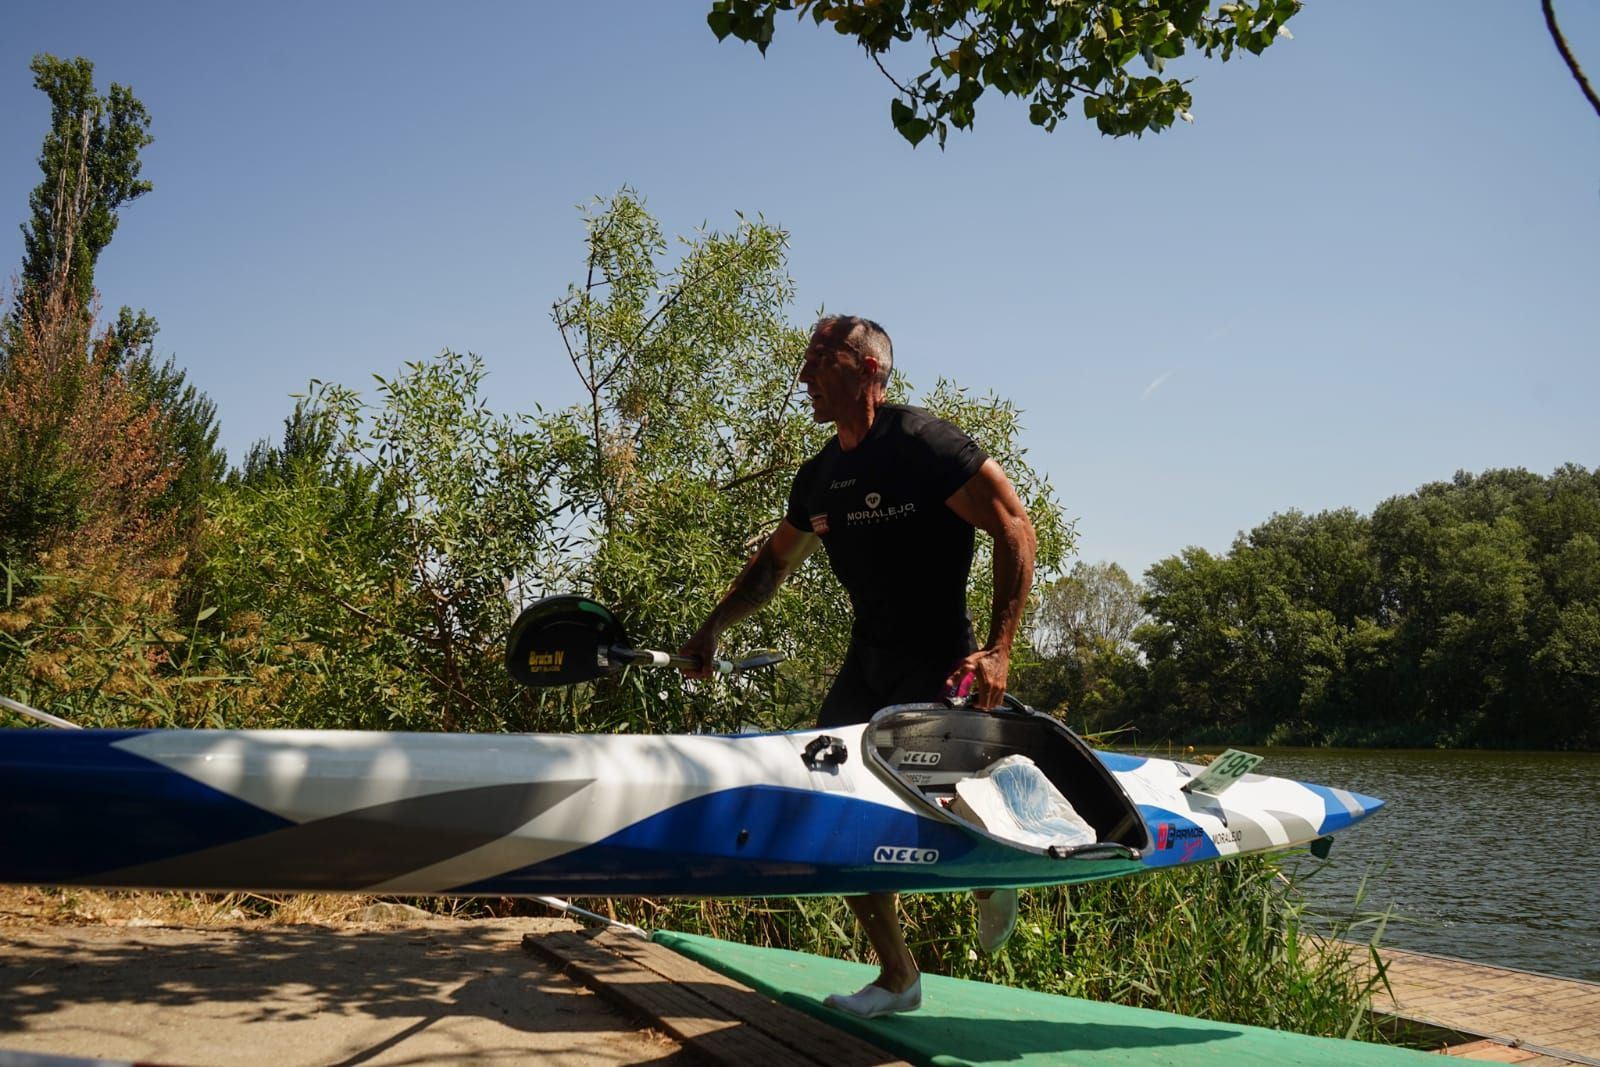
{"left": 544, "top": 189, "right": 1073, "bottom": 731}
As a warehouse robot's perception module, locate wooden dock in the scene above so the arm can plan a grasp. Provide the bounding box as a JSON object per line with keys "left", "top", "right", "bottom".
{"left": 525, "top": 927, "right": 913, "bottom": 1067}
{"left": 1370, "top": 946, "right": 1600, "bottom": 1065}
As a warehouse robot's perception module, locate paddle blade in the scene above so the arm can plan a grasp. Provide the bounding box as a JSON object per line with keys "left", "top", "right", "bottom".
{"left": 505, "top": 596, "right": 628, "bottom": 687}
{"left": 732, "top": 651, "right": 786, "bottom": 673}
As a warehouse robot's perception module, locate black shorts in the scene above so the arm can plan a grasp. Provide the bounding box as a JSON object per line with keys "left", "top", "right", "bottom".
{"left": 815, "top": 636, "right": 976, "bottom": 729}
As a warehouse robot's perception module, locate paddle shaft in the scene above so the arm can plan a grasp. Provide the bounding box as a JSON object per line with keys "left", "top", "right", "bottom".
{"left": 0, "top": 694, "right": 82, "bottom": 730}
{"left": 605, "top": 645, "right": 744, "bottom": 675}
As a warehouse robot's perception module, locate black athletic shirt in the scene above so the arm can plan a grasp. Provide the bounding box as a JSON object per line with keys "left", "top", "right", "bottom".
{"left": 785, "top": 405, "right": 988, "bottom": 651}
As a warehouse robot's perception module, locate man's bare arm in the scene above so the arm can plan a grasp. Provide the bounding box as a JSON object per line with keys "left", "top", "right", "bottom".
{"left": 943, "top": 458, "right": 1037, "bottom": 708}
{"left": 680, "top": 519, "right": 818, "bottom": 677}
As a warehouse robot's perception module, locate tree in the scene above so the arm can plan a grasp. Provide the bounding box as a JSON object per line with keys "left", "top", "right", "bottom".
{"left": 545, "top": 190, "right": 1071, "bottom": 730}
{"left": 1032, "top": 560, "right": 1143, "bottom": 658}
{"left": 111, "top": 308, "right": 227, "bottom": 542}
{"left": 1013, "top": 560, "right": 1143, "bottom": 728}
{"left": 1369, "top": 467, "right": 1600, "bottom": 748}
{"left": 17, "top": 55, "right": 153, "bottom": 318}
{"left": 1135, "top": 546, "right": 1267, "bottom": 739}
{"left": 1132, "top": 516, "right": 1359, "bottom": 745}
{"left": 539, "top": 191, "right": 829, "bottom": 730}
{"left": 550, "top": 191, "right": 1075, "bottom": 729}
{"left": 1, "top": 55, "right": 219, "bottom": 589}
{"left": 0, "top": 296, "right": 173, "bottom": 572}
{"left": 0, "top": 56, "right": 185, "bottom": 570}
{"left": 0, "top": 294, "right": 187, "bottom": 728}
{"left": 201, "top": 356, "right": 566, "bottom": 733}
{"left": 707, "top": 0, "right": 1301, "bottom": 146}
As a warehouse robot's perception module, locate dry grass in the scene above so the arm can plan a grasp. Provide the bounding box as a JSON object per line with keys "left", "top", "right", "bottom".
{"left": 0, "top": 884, "right": 455, "bottom": 929}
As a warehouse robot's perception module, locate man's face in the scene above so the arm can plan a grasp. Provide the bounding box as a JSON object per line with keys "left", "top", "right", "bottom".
{"left": 798, "top": 327, "right": 873, "bottom": 424}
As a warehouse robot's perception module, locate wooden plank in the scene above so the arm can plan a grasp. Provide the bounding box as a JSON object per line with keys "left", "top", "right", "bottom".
{"left": 1366, "top": 947, "right": 1600, "bottom": 1065}
{"left": 1440, "top": 1039, "right": 1542, "bottom": 1061}
{"left": 591, "top": 931, "right": 914, "bottom": 1067}
{"left": 530, "top": 930, "right": 754, "bottom": 1051}
{"left": 524, "top": 930, "right": 912, "bottom": 1067}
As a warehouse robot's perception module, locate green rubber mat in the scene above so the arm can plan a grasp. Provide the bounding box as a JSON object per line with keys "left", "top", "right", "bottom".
{"left": 654, "top": 931, "right": 1439, "bottom": 1067}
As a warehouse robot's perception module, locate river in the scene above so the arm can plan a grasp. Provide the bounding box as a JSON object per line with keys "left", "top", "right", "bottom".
{"left": 1176, "top": 747, "right": 1600, "bottom": 982}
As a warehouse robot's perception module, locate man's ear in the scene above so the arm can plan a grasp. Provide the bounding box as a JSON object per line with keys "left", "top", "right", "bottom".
{"left": 861, "top": 355, "right": 879, "bottom": 383}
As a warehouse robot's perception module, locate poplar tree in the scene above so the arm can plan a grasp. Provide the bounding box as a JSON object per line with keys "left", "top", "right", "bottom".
{"left": 17, "top": 54, "right": 153, "bottom": 318}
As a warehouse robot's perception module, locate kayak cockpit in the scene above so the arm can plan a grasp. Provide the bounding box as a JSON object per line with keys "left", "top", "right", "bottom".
{"left": 864, "top": 703, "right": 1147, "bottom": 857}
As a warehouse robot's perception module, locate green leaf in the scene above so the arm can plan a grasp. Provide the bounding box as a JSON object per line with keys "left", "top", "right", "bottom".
{"left": 898, "top": 117, "right": 932, "bottom": 146}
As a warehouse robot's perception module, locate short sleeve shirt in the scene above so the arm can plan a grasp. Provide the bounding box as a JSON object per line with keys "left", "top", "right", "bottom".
{"left": 785, "top": 405, "right": 988, "bottom": 651}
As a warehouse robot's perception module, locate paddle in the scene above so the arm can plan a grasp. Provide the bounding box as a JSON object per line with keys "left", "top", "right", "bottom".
{"left": 504, "top": 595, "right": 785, "bottom": 688}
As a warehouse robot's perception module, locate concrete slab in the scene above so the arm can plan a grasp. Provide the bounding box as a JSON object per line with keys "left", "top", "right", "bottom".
{"left": 0, "top": 912, "right": 691, "bottom": 1066}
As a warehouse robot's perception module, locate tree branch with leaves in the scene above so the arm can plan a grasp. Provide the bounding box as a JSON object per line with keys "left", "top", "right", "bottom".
{"left": 708, "top": 0, "right": 1301, "bottom": 146}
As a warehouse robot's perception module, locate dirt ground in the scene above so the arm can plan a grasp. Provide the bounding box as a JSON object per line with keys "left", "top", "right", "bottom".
{"left": 0, "top": 887, "right": 694, "bottom": 1067}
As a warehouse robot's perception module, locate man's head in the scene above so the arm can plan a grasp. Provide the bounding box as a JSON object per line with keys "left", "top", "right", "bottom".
{"left": 798, "top": 315, "right": 893, "bottom": 425}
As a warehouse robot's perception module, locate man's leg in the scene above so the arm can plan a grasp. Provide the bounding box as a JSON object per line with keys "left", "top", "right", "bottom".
{"left": 836, "top": 651, "right": 930, "bottom": 993}
{"left": 817, "top": 647, "right": 928, "bottom": 1016}
{"left": 823, "top": 892, "right": 922, "bottom": 1017}
{"left": 845, "top": 892, "right": 918, "bottom": 992}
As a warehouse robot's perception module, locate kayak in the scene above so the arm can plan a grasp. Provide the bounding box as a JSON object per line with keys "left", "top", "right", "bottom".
{"left": 0, "top": 702, "right": 1382, "bottom": 897}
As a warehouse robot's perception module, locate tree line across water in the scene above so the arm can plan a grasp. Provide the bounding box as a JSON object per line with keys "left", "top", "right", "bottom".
{"left": 1013, "top": 468, "right": 1600, "bottom": 751}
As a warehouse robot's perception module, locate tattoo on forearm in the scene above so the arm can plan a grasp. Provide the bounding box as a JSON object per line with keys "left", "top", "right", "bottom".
{"left": 716, "top": 548, "right": 784, "bottom": 626}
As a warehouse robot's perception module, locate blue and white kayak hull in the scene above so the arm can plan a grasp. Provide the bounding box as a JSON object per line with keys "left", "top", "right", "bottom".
{"left": 0, "top": 704, "right": 1382, "bottom": 897}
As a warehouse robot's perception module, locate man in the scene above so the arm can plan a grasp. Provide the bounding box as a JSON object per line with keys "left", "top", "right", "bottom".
{"left": 679, "top": 315, "right": 1037, "bottom": 1018}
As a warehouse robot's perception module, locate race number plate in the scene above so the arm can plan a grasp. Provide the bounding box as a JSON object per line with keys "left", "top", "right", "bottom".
{"left": 1181, "top": 749, "right": 1264, "bottom": 796}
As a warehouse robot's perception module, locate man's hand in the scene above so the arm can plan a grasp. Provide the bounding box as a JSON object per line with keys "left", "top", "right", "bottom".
{"left": 679, "top": 520, "right": 819, "bottom": 680}
{"left": 946, "top": 646, "right": 1010, "bottom": 710}
{"left": 678, "top": 626, "right": 721, "bottom": 680}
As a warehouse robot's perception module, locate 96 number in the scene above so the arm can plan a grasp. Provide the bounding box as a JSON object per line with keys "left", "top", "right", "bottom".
{"left": 1183, "top": 748, "right": 1263, "bottom": 796}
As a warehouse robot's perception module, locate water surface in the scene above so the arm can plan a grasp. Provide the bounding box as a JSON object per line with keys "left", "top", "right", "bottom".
{"left": 1179, "top": 747, "right": 1600, "bottom": 982}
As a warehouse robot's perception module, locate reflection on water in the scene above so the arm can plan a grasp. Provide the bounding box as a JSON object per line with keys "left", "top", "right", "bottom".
{"left": 1174, "top": 747, "right": 1600, "bottom": 982}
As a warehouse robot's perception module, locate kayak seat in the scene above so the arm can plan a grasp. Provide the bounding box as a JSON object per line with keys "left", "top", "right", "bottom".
{"left": 948, "top": 754, "right": 1098, "bottom": 850}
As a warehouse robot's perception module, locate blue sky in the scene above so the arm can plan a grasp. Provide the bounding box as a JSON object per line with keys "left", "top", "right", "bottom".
{"left": 4, "top": 1, "right": 1597, "bottom": 582}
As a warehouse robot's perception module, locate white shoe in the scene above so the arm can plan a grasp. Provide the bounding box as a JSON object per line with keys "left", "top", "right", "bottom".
{"left": 976, "top": 888, "right": 1018, "bottom": 953}
{"left": 823, "top": 976, "right": 922, "bottom": 1018}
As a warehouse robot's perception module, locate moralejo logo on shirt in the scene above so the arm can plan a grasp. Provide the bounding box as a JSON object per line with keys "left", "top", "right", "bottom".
{"left": 847, "top": 489, "right": 916, "bottom": 526}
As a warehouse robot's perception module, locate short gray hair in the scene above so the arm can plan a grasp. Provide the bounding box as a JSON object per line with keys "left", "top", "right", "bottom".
{"left": 814, "top": 315, "right": 893, "bottom": 389}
